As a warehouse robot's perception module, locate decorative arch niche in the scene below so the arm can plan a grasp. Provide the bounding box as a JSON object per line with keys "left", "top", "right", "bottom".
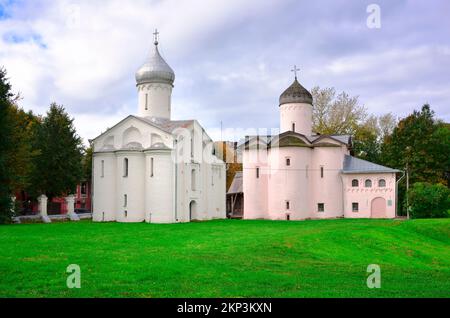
{"left": 122, "top": 126, "right": 142, "bottom": 148}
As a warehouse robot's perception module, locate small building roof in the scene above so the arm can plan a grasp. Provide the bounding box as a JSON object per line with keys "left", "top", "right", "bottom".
{"left": 342, "top": 155, "right": 401, "bottom": 174}
{"left": 228, "top": 171, "right": 243, "bottom": 194}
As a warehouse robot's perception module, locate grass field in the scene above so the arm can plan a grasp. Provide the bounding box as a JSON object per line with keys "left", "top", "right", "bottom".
{"left": 0, "top": 218, "right": 449, "bottom": 298}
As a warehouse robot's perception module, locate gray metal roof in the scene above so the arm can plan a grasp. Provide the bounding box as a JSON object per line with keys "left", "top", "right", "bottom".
{"left": 309, "top": 134, "right": 351, "bottom": 144}
{"left": 135, "top": 41, "right": 175, "bottom": 86}
{"left": 239, "top": 134, "right": 351, "bottom": 148}
{"left": 228, "top": 171, "right": 243, "bottom": 194}
{"left": 343, "top": 155, "right": 401, "bottom": 174}
{"left": 138, "top": 116, "right": 194, "bottom": 133}
{"left": 279, "top": 78, "right": 313, "bottom": 106}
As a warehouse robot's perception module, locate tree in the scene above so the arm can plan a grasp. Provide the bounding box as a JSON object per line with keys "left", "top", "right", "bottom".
{"left": 408, "top": 182, "right": 450, "bottom": 218}
{"left": 352, "top": 113, "right": 397, "bottom": 163}
{"left": 7, "top": 105, "right": 41, "bottom": 193}
{"left": 83, "top": 146, "right": 93, "bottom": 182}
{"left": 311, "top": 87, "right": 397, "bottom": 164}
{"left": 30, "top": 103, "right": 84, "bottom": 199}
{"left": 0, "top": 68, "right": 15, "bottom": 223}
{"left": 381, "top": 104, "right": 449, "bottom": 186}
{"left": 311, "top": 86, "right": 367, "bottom": 135}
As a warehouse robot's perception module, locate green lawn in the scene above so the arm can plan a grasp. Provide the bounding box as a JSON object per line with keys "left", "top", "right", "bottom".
{"left": 0, "top": 218, "right": 449, "bottom": 298}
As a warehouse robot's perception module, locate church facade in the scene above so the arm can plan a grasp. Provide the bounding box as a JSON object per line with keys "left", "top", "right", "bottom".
{"left": 242, "top": 75, "right": 401, "bottom": 220}
{"left": 90, "top": 34, "right": 226, "bottom": 223}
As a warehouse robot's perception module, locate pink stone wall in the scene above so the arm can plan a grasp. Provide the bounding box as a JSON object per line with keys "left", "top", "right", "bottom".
{"left": 310, "top": 144, "right": 348, "bottom": 219}
{"left": 342, "top": 173, "right": 397, "bottom": 218}
{"left": 267, "top": 147, "right": 312, "bottom": 220}
{"left": 243, "top": 147, "right": 268, "bottom": 219}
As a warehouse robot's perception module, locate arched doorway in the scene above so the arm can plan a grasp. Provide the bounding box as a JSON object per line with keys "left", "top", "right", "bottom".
{"left": 189, "top": 200, "right": 197, "bottom": 221}
{"left": 371, "top": 197, "right": 386, "bottom": 218}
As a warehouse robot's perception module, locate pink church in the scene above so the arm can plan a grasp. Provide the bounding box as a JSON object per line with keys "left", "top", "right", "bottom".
{"left": 242, "top": 76, "right": 401, "bottom": 220}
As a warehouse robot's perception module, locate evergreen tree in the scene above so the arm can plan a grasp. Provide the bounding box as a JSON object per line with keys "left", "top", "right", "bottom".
{"left": 0, "top": 68, "right": 14, "bottom": 223}
{"left": 82, "top": 146, "right": 93, "bottom": 182}
{"left": 30, "top": 103, "right": 84, "bottom": 199}
{"left": 381, "top": 104, "right": 449, "bottom": 186}
{"left": 7, "top": 106, "right": 40, "bottom": 193}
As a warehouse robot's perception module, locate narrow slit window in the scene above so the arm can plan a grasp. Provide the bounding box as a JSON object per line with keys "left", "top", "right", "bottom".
{"left": 256, "top": 167, "right": 260, "bottom": 179}
{"left": 124, "top": 194, "right": 127, "bottom": 207}
{"left": 320, "top": 166, "right": 324, "bottom": 178}
{"left": 286, "top": 201, "right": 290, "bottom": 210}
{"left": 286, "top": 158, "right": 291, "bottom": 166}
{"left": 145, "top": 93, "right": 148, "bottom": 110}
{"left": 292, "top": 123, "right": 296, "bottom": 132}
{"left": 123, "top": 158, "right": 129, "bottom": 177}
{"left": 191, "top": 169, "right": 196, "bottom": 191}
{"left": 190, "top": 133, "right": 194, "bottom": 158}
{"left": 101, "top": 160, "right": 104, "bottom": 178}
{"left": 150, "top": 157, "right": 154, "bottom": 177}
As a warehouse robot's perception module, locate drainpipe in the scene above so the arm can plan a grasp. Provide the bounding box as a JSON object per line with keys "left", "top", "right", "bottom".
{"left": 174, "top": 139, "right": 178, "bottom": 222}
{"left": 395, "top": 171, "right": 405, "bottom": 218}
{"left": 340, "top": 173, "right": 345, "bottom": 218}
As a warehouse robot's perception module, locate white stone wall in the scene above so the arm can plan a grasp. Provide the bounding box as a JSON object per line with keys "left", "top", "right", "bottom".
{"left": 92, "top": 152, "right": 116, "bottom": 221}
{"left": 144, "top": 150, "right": 174, "bottom": 223}
{"left": 137, "top": 83, "right": 172, "bottom": 119}
{"left": 92, "top": 118, "right": 226, "bottom": 224}
{"left": 115, "top": 151, "right": 145, "bottom": 222}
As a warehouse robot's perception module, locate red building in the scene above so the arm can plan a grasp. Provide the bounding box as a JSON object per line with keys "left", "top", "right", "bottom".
{"left": 15, "top": 181, "right": 92, "bottom": 215}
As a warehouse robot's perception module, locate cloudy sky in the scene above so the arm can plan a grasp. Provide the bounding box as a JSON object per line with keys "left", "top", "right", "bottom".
{"left": 1, "top": 0, "right": 449, "bottom": 144}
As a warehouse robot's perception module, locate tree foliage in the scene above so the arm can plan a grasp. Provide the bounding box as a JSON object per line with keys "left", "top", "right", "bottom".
{"left": 311, "top": 86, "right": 367, "bottom": 135}
{"left": 381, "top": 104, "right": 450, "bottom": 186}
{"left": 7, "top": 105, "right": 41, "bottom": 192}
{"left": 30, "top": 103, "right": 84, "bottom": 199}
{"left": 83, "top": 146, "right": 93, "bottom": 182}
{"left": 0, "top": 68, "right": 14, "bottom": 223}
{"left": 408, "top": 182, "right": 450, "bottom": 218}
{"left": 311, "top": 86, "right": 397, "bottom": 164}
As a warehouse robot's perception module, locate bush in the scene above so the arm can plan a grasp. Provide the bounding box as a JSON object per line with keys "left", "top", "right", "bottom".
{"left": 408, "top": 182, "right": 450, "bottom": 219}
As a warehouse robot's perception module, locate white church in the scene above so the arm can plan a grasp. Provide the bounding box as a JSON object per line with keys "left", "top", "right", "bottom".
{"left": 90, "top": 32, "right": 226, "bottom": 223}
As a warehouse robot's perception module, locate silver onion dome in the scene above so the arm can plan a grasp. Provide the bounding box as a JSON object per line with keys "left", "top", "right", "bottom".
{"left": 279, "top": 78, "right": 313, "bottom": 106}
{"left": 135, "top": 40, "right": 175, "bottom": 86}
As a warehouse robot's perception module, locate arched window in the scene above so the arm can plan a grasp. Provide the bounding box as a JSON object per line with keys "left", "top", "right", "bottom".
{"left": 365, "top": 179, "right": 372, "bottom": 188}
{"left": 378, "top": 179, "right": 386, "bottom": 187}
{"left": 286, "top": 158, "right": 291, "bottom": 166}
{"left": 191, "top": 169, "right": 196, "bottom": 191}
{"left": 352, "top": 179, "right": 359, "bottom": 187}
{"left": 123, "top": 158, "right": 129, "bottom": 177}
